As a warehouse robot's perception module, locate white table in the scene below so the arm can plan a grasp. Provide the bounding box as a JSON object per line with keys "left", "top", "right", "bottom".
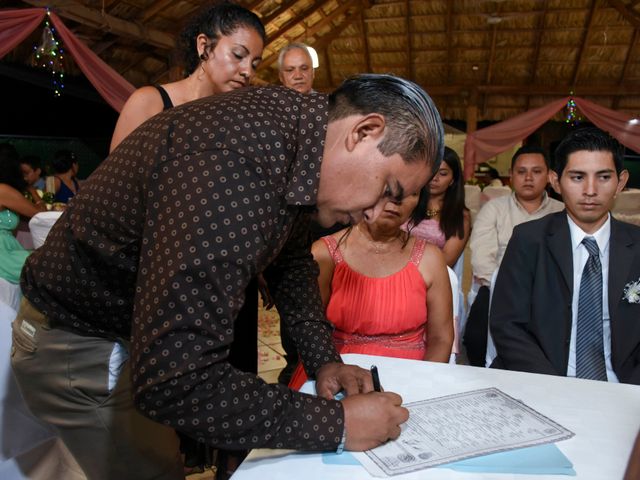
{"left": 234, "top": 353, "right": 640, "bottom": 480}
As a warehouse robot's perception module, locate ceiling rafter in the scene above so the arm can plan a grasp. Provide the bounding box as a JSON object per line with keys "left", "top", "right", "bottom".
{"left": 482, "top": 24, "right": 498, "bottom": 115}
{"left": 261, "top": 0, "right": 362, "bottom": 69}
{"left": 422, "top": 83, "right": 640, "bottom": 96}
{"left": 261, "top": 0, "right": 301, "bottom": 26}
{"left": 359, "top": 12, "right": 371, "bottom": 72}
{"left": 22, "top": 0, "right": 175, "bottom": 49}
{"left": 525, "top": 0, "right": 549, "bottom": 111}
{"left": 265, "top": 0, "right": 334, "bottom": 45}
{"left": 246, "top": 0, "right": 265, "bottom": 11}
{"left": 140, "top": 0, "right": 175, "bottom": 23}
{"left": 608, "top": 0, "right": 640, "bottom": 28}
{"left": 323, "top": 46, "right": 333, "bottom": 88}
{"left": 445, "top": 0, "right": 454, "bottom": 84}
{"left": 571, "top": 0, "right": 598, "bottom": 86}
{"left": 404, "top": 0, "right": 414, "bottom": 80}
{"left": 613, "top": 26, "right": 639, "bottom": 109}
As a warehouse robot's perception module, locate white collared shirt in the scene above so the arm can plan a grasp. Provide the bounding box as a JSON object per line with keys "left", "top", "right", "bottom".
{"left": 566, "top": 213, "right": 618, "bottom": 382}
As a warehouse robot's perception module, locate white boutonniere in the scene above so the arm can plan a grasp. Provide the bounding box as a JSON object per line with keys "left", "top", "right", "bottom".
{"left": 623, "top": 280, "right": 640, "bottom": 304}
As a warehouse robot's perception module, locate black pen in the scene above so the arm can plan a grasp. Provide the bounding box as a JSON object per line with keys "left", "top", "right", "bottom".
{"left": 371, "top": 365, "right": 382, "bottom": 392}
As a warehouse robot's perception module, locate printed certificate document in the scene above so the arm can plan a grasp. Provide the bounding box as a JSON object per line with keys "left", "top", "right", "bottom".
{"left": 355, "top": 387, "right": 574, "bottom": 477}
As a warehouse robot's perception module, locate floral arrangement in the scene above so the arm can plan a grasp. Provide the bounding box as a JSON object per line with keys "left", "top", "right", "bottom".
{"left": 623, "top": 279, "right": 640, "bottom": 304}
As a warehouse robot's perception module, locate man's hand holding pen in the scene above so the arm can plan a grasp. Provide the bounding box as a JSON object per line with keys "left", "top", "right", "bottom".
{"left": 315, "top": 362, "right": 408, "bottom": 451}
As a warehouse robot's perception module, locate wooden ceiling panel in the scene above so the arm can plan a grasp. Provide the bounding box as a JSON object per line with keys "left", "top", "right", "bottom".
{"left": 4, "top": 0, "right": 638, "bottom": 122}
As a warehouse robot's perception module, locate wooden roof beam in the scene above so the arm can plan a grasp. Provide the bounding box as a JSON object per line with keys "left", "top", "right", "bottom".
{"left": 261, "top": 0, "right": 303, "bottom": 26}
{"left": 419, "top": 84, "right": 640, "bottom": 96}
{"left": 445, "top": 0, "right": 453, "bottom": 84}
{"left": 613, "top": 27, "right": 639, "bottom": 109}
{"left": 265, "top": 0, "right": 334, "bottom": 44}
{"left": 404, "top": 0, "right": 413, "bottom": 80}
{"left": 140, "top": 0, "right": 176, "bottom": 23}
{"left": 246, "top": 0, "right": 266, "bottom": 11}
{"left": 305, "top": 1, "right": 370, "bottom": 64}
{"left": 526, "top": 0, "right": 549, "bottom": 111}
{"left": 360, "top": 12, "right": 371, "bottom": 72}
{"left": 482, "top": 24, "right": 498, "bottom": 116}
{"left": 571, "top": 0, "right": 597, "bottom": 86}
{"left": 262, "top": 0, "right": 361, "bottom": 68}
{"left": 22, "top": 0, "right": 176, "bottom": 49}
{"left": 323, "top": 46, "right": 334, "bottom": 89}
{"left": 608, "top": 0, "right": 640, "bottom": 28}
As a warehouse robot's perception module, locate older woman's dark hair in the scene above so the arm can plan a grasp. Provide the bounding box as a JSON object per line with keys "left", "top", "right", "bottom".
{"left": 0, "top": 143, "right": 27, "bottom": 191}
{"left": 439, "top": 147, "right": 467, "bottom": 240}
{"left": 51, "top": 149, "right": 77, "bottom": 174}
{"left": 179, "top": 1, "right": 265, "bottom": 74}
{"left": 553, "top": 127, "right": 625, "bottom": 177}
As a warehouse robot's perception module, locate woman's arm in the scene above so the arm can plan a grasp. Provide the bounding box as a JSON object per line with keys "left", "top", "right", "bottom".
{"left": 311, "top": 238, "right": 336, "bottom": 309}
{"left": 419, "top": 244, "right": 454, "bottom": 362}
{"left": 0, "top": 184, "right": 45, "bottom": 218}
{"left": 110, "top": 86, "right": 164, "bottom": 152}
{"left": 441, "top": 209, "right": 471, "bottom": 267}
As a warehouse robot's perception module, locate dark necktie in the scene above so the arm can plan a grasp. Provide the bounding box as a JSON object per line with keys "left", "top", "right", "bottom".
{"left": 575, "top": 236, "right": 607, "bottom": 381}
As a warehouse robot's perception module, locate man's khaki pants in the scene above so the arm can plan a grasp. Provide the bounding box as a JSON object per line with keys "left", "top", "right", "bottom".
{"left": 11, "top": 299, "right": 184, "bottom": 480}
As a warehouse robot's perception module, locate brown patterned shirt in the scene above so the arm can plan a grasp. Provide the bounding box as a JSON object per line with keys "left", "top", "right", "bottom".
{"left": 21, "top": 86, "right": 344, "bottom": 450}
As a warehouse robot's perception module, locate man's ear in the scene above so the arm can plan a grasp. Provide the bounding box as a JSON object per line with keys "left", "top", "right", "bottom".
{"left": 345, "top": 113, "right": 386, "bottom": 152}
{"left": 549, "top": 170, "right": 561, "bottom": 195}
{"left": 616, "top": 169, "right": 630, "bottom": 196}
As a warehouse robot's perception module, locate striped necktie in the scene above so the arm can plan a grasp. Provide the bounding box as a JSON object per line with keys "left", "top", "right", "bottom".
{"left": 575, "top": 236, "right": 607, "bottom": 381}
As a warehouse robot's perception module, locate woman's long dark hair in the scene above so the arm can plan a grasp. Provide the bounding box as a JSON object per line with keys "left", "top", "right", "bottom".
{"left": 0, "top": 143, "right": 27, "bottom": 191}
{"left": 439, "top": 147, "right": 466, "bottom": 240}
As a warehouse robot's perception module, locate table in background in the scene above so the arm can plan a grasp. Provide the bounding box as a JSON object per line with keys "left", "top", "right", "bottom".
{"left": 234, "top": 353, "right": 640, "bottom": 480}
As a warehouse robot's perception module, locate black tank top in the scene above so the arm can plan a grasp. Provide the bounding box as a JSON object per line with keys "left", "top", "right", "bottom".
{"left": 154, "top": 85, "right": 174, "bottom": 110}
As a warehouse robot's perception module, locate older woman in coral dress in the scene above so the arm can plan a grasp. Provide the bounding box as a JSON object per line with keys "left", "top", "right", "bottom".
{"left": 289, "top": 188, "right": 454, "bottom": 389}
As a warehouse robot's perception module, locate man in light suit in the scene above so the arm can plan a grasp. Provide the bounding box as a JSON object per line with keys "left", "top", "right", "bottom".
{"left": 490, "top": 127, "right": 640, "bottom": 385}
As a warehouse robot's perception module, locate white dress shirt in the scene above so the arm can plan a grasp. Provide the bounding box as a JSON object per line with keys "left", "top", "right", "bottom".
{"left": 566, "top": 214, "right": 618, "bottom": 382}
{"left": 470, "top": 192, "right": 564, "bottom": 285}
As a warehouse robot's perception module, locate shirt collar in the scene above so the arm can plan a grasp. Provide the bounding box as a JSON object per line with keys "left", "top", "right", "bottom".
{"left": 284, "top": 91, "right": 329, "bottom": 206}
{"left": 511, "top": 190, "right": 552, "bottom": 214}
{"left": 567, "top": 212, "right": 611, "bottom": 255}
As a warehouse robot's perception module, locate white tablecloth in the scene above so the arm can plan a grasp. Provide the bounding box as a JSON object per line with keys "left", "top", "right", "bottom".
{"left": 234, "top": 354, "right": 640, "bottom": 480}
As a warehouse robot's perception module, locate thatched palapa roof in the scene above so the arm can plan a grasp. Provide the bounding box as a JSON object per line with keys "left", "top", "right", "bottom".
{"left": 2, "top": 0, "right": 640, "bottom": 124}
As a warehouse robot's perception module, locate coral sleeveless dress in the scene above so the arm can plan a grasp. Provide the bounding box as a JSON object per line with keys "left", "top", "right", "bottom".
{"left": 289, "top": 236, "right": 429, "bottom": 389}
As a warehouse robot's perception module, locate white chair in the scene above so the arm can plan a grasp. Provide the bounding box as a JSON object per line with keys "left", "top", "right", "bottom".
{"left": 464, "top": 184, "right": 482, "bottom": 223}
{"left": 612, "top": 189, "right": 640, "bottom": 226}
{"left": 480, "top": 185, "right": 511, "bottom": 206}
{"left": 28, "top": 212, "right": 63, "bottom": 249}
{"left": 447, "top": 266, "right": 460, "bottom": 364}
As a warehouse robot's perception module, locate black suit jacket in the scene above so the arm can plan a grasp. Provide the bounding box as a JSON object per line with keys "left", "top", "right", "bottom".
{"left": 490, "top": 211, "right": 640, "bottom": 385}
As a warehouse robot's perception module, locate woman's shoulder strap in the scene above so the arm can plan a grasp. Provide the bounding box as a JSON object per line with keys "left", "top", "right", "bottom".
{"left": 154, "top": 85, "right": 174, "bottom": 110}
{"left": 409, "top": 238, "right": 427, "bottom": 266}
{"left": 321, "top": 235, "right": 344, "bottom": 264}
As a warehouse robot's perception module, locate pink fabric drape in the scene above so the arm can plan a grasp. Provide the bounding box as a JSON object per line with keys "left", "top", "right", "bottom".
{"left": 0, "top": 8, "right": 134, "bottom": 111}
{"left": 464, "top": 96, "right": 640, "bottom": 179}
{"left": 574, "top": 97, "right": 640, "bottom": 154}
{"left": 463, "top": 97, "right": 569, "bottom": 179}
{"left": 0, "top": 8, "right": 45, "bottom": 58}
{"left": 49, "top": 12, "right": 134, "bottom": 112}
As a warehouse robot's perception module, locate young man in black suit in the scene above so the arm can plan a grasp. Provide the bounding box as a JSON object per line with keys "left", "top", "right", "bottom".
{"left": 490, "top": 127, "right": 640, "bottom": 385}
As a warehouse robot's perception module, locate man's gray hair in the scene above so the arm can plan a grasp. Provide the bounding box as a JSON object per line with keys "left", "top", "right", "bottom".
{"left": 277, "top": 43, "right": 313, "bottom": 71}
{"left": 329, "top": 74, "right": 445, "bottom": 172}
